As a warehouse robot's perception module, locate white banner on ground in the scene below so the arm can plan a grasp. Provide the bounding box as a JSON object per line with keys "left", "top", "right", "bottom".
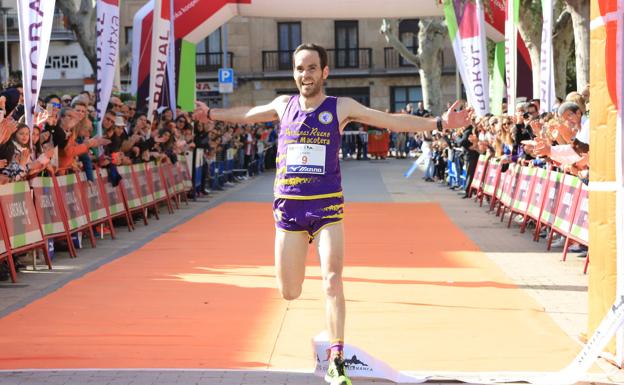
{"left": 96, "top": 0, "right": 120, "bottom": 137}
{"left": 147, "top": 0, "right": 171, "bottom": 121}
{"left": 16, "top": 0, "right": 56, "bottom": 128}
{"left": 313, "top": 296, "right": 624, "bottom": 384}
{"left": 505, "top": 0, "right": 518, "bottom": 112}
{"left": 539, "top": 0, "right": 556, "bottom": 113}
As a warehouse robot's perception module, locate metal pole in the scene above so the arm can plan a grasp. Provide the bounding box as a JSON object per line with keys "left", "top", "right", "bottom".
{"left": 455, "top": 66, "right": 461, "bottom": 101}
{"left": 3, "top": 12, "right": 8, "bottom": 85}
{"left": 221, "top": 24, "right": 228, "bottom": 108}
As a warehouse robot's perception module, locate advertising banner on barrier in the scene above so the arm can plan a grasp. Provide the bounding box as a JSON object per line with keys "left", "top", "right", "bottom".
{"left": 56, "top": 175, "right": 89, "bottom": 231}
{"left": 482, "top": 159, "right": 501, "bottom": 196}
{"left": 500, "top": 164, "right": 520, "bottom": 207}
{"left": 495, "top": 171, "right": 507, "bottom": 201}
{"left": 99, "top": 169, "right": 126, "bottom": 216}
{"left": 132, "top": 164, "right": 155, "bottom": 206}
{"left": 17, "top": 0, "right": 56, "bottom": 128}
{"left": 173, "top": 163, "right": 185, "bottom": 193}
{"left": 80, "top": 172, "right": 107, "bottom": 223}
{"left": 30, "top": 177, "right": 65, "bottom": 236}
{"left": 527, "top": 168, "right": 549, "bottom": 220}
{"left": 570, "top": 184, "right": 589, "bottom": 244}
{"left": 470, "top": 155, "right": 488, "bottom": 192}
{"left": 118, "top": 166, "right": 142, "bottom": 209}
{"left": 177, "top": 156, "right": 193, "bottom": 190}
{"left": 539, "top": 171, "right": 564, "bottom": 226}
{"left": 552, "top": 176, "right": 581, "bottom": 235}
{"left": 0, "top": 181, "right": 43, "bottom": 249}
{"left": 512, "top": 167, "right": 536, "bottom": 213}
{"left": 147, "top": 162, "right": 167, "bottom": 201}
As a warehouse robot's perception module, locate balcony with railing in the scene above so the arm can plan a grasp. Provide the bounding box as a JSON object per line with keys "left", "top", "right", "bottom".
{"left": 262, "top": 48, "right": 372, "bottom": 73}
{"left": 0, "top": 11, "right": 74, "bottom": 41}
{"left": 196, "top": 52, "right": 234, "bottom": 73}
{"left": 384, "top": 46, "right": 456, "bottom": 73}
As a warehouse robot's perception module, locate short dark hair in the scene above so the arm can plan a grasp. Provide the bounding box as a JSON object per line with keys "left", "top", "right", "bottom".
{"left": 293, "top": 43, "right": 328, "bottom": 69}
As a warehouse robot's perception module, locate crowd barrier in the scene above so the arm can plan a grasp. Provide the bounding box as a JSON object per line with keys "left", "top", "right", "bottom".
{"left": 467, "top": 156, "right": 590, "bottom": 274}
{"left": 0, "top": 157, "right": 193, "bottom": 283}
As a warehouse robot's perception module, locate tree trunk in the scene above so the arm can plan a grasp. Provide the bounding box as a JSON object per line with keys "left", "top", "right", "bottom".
{"left": 552, "top": 11, "right": 574, "bottom": 98}
{"left": 57, "top": 0, "right": 97, "bottom": 74}
{"left": 516, "top": 0, "right": 543, "bottom": 99}
{"left": 417, "top": 19, "right": 446, "bottom": 116}
{"left": 380, "top": 18, "right": 446, "bottom": 115}
{"left": 565, "top": 0, "right": 590, "bottom": 92}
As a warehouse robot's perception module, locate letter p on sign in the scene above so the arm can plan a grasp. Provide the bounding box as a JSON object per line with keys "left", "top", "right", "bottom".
{"left": 218, "top": 68, "right": 234, "bottom": 93}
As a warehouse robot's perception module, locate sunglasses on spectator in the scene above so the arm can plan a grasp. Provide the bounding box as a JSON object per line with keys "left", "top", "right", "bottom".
{"left": 51, "top": 102, "right": 62, "bottom": 109}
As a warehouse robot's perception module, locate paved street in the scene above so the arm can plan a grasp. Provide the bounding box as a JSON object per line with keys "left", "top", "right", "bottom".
{"left": 0, "top": 159, "right": 619, "bottom": 385}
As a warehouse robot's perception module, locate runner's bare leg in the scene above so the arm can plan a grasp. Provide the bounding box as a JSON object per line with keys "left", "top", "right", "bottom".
{"left": 275, "top": 229, "right": 309, "bottom": 300}
{"left": 315, "top": 222, "right": 346, "bottom": 342}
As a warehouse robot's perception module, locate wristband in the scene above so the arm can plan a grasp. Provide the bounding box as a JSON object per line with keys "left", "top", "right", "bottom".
{"left": 436, "top": 116, "right": 443, "bottom": 131}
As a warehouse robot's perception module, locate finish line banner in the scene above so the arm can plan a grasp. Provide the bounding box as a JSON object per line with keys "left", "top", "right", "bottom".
{"left": 313, "top": 295, "right": 624, "bottom": 384}
{"left": 17, "top": 0, "right": 56, "bottom": 128}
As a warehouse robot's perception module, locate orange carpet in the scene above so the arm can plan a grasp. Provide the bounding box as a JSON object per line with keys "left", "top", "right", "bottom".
{"left": 0, "top": 202, "right": 578, "bottom": 371}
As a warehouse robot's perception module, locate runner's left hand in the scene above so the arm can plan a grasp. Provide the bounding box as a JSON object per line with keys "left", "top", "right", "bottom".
{"left": 443, "top": 100, "right": 470, "bottom": 130}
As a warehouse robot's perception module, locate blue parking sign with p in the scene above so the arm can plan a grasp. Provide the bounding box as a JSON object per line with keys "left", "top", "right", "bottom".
{"left": 218, "top": 68, "right": 234, "bottom": 83}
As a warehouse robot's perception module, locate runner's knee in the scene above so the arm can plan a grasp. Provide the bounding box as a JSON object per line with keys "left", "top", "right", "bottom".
{"left": 279, "top": 285, "right": 302, "bottom": 301}
{"left": 323, "top": 271, "right": 343, "bottom": 297}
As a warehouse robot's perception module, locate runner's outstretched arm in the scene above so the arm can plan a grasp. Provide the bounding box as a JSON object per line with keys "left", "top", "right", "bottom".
{"left": 338, "top": 98, "right": 470, "bottom": 133}
{"left": 193, "top": 96, "right": 289, "bottom": 124}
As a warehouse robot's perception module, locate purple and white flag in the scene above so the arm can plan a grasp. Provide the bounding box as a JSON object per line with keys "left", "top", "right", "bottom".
{"left": 96, "top": 0, "right": 120, "bottom": 136}
{"left": 16, "top": 0, "right": 56, "bottom": 128}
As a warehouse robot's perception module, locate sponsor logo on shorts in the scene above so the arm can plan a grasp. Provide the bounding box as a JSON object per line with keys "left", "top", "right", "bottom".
{"left": 287, "top": 165, "right": 324, "bottom": 174}
{"left": 319, "top": 111, "right": 333, "bottom": 125}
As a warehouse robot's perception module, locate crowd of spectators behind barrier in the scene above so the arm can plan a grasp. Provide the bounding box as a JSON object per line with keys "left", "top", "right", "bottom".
{"left": 0, "top": 80, "right": 278, "bottom": 280}
{"left": 0, "top": 78, "right": 591, "bottom": 279}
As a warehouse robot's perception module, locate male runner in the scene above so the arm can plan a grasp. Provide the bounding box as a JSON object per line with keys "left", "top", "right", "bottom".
{"left": 193, "top": 43, "right": 469, "bottom": 385}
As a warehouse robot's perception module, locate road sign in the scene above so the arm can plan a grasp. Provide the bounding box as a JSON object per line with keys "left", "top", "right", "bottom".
{"left": 218, "top": 68, "right": 234, "bottom": 94}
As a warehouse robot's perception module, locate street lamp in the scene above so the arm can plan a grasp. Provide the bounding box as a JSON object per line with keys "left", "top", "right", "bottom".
{"left": 0, "top": 1, "right": 10, "bottom": 85}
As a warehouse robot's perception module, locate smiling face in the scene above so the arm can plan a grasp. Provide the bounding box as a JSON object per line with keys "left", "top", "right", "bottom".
{"left": 293, "top": 49, "right": 328, "bottom": 98}
{"left": 15, "top": 126, "right": 30, "bottom": 146}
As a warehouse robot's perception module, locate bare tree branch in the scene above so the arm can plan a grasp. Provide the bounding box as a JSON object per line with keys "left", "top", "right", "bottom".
{"left": 380, "top": 19, "right": 421, "bottom": 68}
{"left": 57, "top": 0, "right": 98, "bottom": 73}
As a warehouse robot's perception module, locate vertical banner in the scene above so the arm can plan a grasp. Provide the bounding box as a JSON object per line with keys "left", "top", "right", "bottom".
{"left": 177, "top": 40, "right": 197, "bottom": 112}
{"left": 588, "top": 0, "right": 621, "bottom": 364}
{"left": 16, "top": 0, "right": 56, "bottom": 128}
{"left": 147, "top": 0, "right": 171, "bottom": 121}
{"left": 443, "top": 0, "right": 489, "bottom": 116}
{"left": 491, "top": 42, "right": 506, "bottom": 115}
{"left": 96, "top": 0, "right": 120, "bottom": 137}
{"left": 505, "top": 0, "right": 519, "bottom": 112}
{"left": 539, "top": 0, "right": 556, "bottom": 113}
{"left": 167, "top": 0, "right": 177, "bottom": 115}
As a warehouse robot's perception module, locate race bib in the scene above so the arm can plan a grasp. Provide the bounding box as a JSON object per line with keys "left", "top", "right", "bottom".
{"left": 286, "top": 144, "right": 326, "bottom": 174}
